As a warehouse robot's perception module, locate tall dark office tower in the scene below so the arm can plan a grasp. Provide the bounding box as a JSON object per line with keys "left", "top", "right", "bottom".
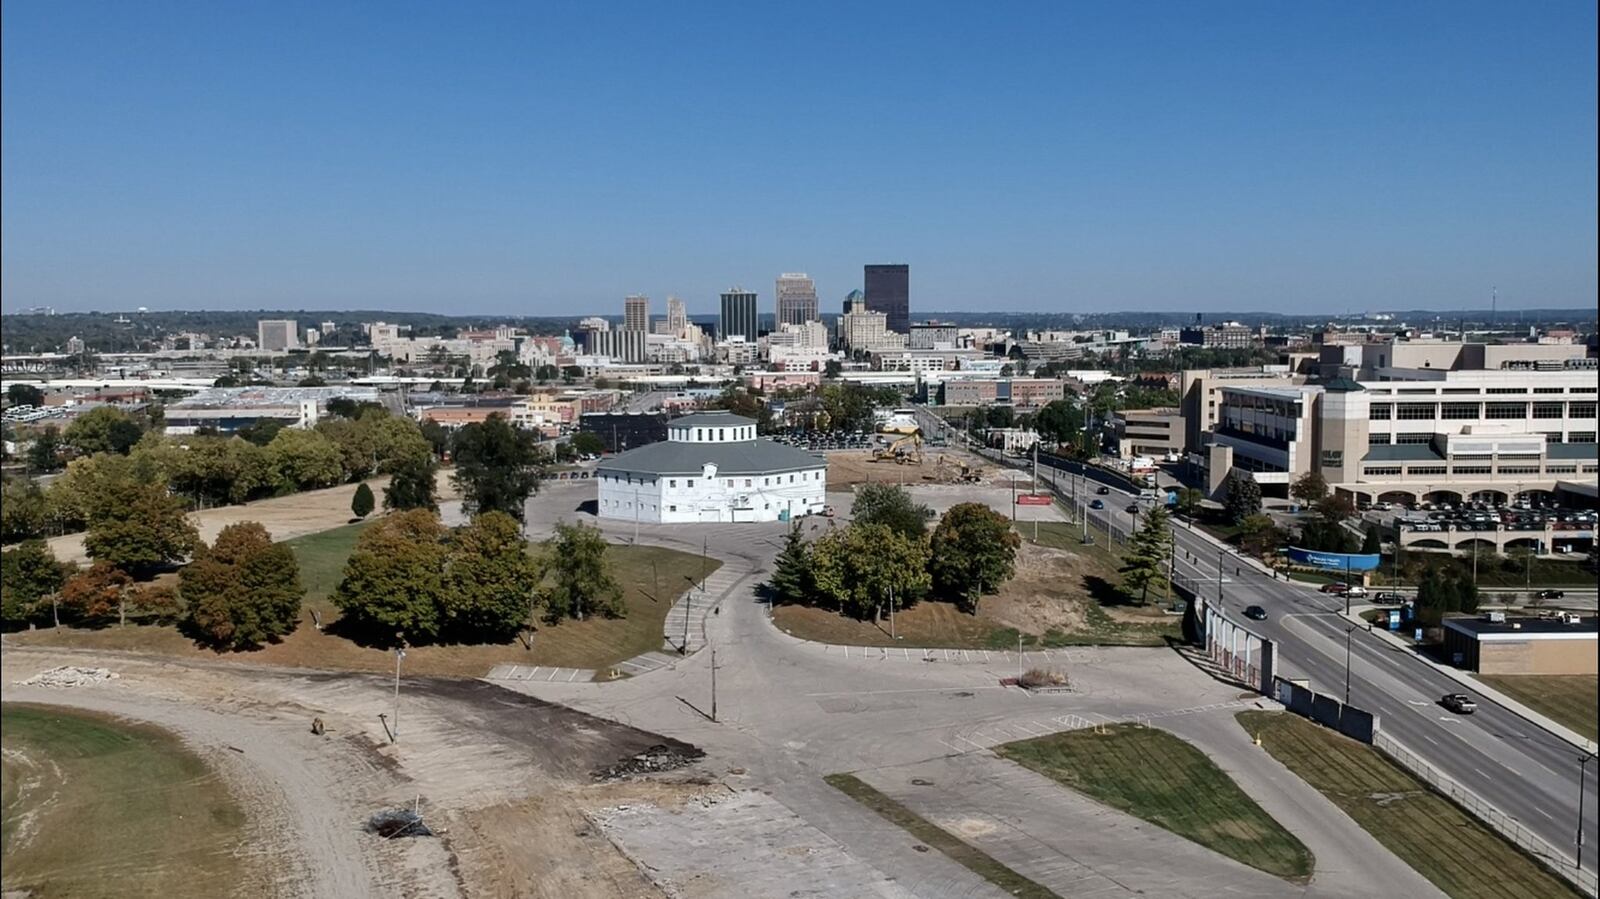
{"left": 864, "top": 264, "right": 909, "bottom": 334}
{"left": 719, "top": 287, "right": 758, "bottom": 342}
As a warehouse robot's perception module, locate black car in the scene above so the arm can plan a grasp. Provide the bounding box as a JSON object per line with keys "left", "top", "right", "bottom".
{"left": 1096, "top": 486, "right": 1110, "bottom": 495}
{"left": 1244, "top": 605, "right": 1267, "bottom": 621}
{"left": 1534, "top": 589, "right": 1565, "bottom": 600}
{"left": 1125, "top": 504, "right": 1140, "bottom": 514}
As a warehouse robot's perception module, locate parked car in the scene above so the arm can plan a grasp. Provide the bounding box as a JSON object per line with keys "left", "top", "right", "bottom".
{"left": 1320, "top": 583, "right": 1348, "bottom": 594}
{"left": 1441, "top": 693, "right": 1478, "bottom": 715}
{"left": 1533, "top": 589, "right": 1566, "bottom": 600}
{"left": 1344, "top": 586, "right": 1368, "bottom": 598}
{"left": 1089, "top": 499, "right": 1105, "bottom": 510}
{"left": 1373, "top": 591, "right": 1405, "bottom": 603}
{"left": 1243, "top": 605, "right": 1268, "bottom": 621}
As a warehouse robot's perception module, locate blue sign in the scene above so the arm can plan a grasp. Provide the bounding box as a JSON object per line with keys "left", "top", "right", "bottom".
{"left": 1386, "top": 610, "right": 1401, "bottom": 631}
{"left": 1287, "top": 547, "right": 1382, "bottom": 572}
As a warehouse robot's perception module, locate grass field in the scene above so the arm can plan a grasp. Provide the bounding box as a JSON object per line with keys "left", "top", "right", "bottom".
{"left": 1, "top": 704, "right": 253, "bottom": 898}
{"left": 1475, "top": 674, "right": 1599, "bottom": 742}
{"left": 1237, "top": 710, "right": 1581, "bottom": 899}
{"left": 771, "top": 519, "right": 1179, "bottom": 649}
{"left": 7, "top": 530, "right": 718, "bottom": 677}
{"left": 994, "top": 724, "right": 1313, "bottom": 880}
{"left": 823, "top": 773, "right": 1058, "bottom": 899}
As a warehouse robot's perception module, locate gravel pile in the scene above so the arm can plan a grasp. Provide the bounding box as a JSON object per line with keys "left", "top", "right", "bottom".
{"left": 20, "top": 666, "right": 120, "bottom": 688}
{"left": 592, "top": 743, "right": 703, "bottom": 782}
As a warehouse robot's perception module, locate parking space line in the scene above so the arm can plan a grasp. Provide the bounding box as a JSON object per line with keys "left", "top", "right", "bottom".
{"left": 566, "top": 669, "right": 582, "bottom": 682}
{"left": 546, "top": 668, "right": 560, "bottom": 682}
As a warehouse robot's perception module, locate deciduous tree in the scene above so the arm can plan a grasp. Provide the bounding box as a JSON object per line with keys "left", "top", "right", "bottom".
{"left": 809, "top": 523, "right": 931, "bottom": 619}
{"left": 58, "top": 562, "right": 132, "bottom": 626}
{"left": 181, "top": 521, "right": 304, "bottom": 649}
{"left": 267, "top": 428, "right": 345, "bottom": 491}
{"left": 851, "top": 483, "right": 933, "bottom": 540}
{"left": 63, "top": 406, "right": 144, "bottom": 456}
{"left": 543, "top": 522, "right": 623, "bottom": 621}
{"left": 82, "top": 480, "right": 199, "bottom": 576}
{"left": 1289, "top": 472, "right": 1330, "bottom": 506}
{"left": 1, "top": 540, "right": 70, "bottom": 629}
{"left": 332, "top": 509, "right": 448, "bottom": 643}
{"left": 929, "top": 503, "right": 1021, "bottom": 613}
{"left": 384, "top": 454, "right": 439, "bottom": 512}
{"left": 442, "top": 512, "right": 540, "bottom": 640}
{"left": 453, "top": 415, "right": 546, "bottom": 521}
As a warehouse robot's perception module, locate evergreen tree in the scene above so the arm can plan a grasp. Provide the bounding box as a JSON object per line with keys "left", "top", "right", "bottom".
{"left": 351, "top": 482, "right": 376, "bottom": 519}
{"left": 1223, "top": 473, "right": 1262, "bottom": 525}
{"left": 1119, "top": 507, "right": 1173, "bottom": 604}
{"left": 384, "top": 455, "right": 439, "bottom": 512}
{"left": 767, "top": 522, "right": 812, "bottom": 604}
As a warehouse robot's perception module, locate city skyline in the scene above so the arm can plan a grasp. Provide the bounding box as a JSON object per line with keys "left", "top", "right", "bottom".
{"left": 3, "top": 3, "right": 1595, "bottom": 315}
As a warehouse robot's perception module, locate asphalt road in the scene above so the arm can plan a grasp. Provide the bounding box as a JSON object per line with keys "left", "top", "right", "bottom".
{"left": 1047, "top": 458, "right": 1600, "bottom": 883}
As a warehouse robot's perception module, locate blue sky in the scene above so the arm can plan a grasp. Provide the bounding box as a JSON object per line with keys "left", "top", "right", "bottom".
{"left": 3, "top": 1, "right": 1595, "bottom": 315}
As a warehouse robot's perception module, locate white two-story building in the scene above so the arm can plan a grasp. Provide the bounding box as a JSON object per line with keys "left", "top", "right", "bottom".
{"left": 595, "top": 412, "right": 827, "bottom": 523}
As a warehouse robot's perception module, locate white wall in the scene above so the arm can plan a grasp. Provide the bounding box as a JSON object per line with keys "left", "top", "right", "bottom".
{"left": 598, "top": 466, "right": 827, "bottom": 523}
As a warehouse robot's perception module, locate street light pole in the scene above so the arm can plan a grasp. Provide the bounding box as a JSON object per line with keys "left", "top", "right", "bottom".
{"left": 1344, "top": 625, "right": 1355, "bottom": 706}
{"left": 392, "top": 637, "right": 406, "bottom": 744}
{"left": 1579, "top": 753, "right": 1595, "bottom": 869}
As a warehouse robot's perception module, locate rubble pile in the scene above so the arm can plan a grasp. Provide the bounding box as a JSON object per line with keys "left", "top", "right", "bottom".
{"left": 20, "top": 666, "right": 119, "bottom": 688}
{"left": 592, "top": 743, "right": 703, "bottom": 781}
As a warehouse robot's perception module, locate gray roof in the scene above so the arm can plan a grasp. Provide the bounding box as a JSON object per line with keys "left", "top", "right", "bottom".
{"left": 1444, "top": 616, "right": 1596, "bottom": 637}
{"left": 598, "top": 438, "right": 825, "bottom": 477}
{"left": 1363, "top": 444, "right": 1445, "bottom": 462}
{"left": 669, "top": 411, "right": 756, "bottom": 429}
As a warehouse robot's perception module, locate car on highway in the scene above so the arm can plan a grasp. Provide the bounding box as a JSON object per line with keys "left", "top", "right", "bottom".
{"left": 1440, "top": 693, "right": 1478, "bottom": 715}
{"left": 1243, "top": 605, "right": 1267, "bottom": 620}
{"left": 1096, "top": 486, "right": 1110, "bottom": 495}
{"left": 1533, "top": 589, "right": 1566, "bottom": 600}
{"left": 1089, "top": 499, "right": 1105, "bottom": 510}
{"left": 1125, "top": 503, "right": 1140, "bottom": 514}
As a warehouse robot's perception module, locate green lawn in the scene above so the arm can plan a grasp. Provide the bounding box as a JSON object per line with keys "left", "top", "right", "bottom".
{"left": 1474, "top": 675, "right": 1599, "bottom": 743}
{"left": 1237, "top": 711, "right": 1581, "bottom": 899}
{"left": 9, "top": 525, "right": 719, "bottom": 677}
{"left": 2, "top": 704, "right": 255, "bottom": 898}
{"left": 995, "top": 724, "right": 1313, "bottom": 880}
{"left": 283, "top": 519, "right": 372, "bottom": 608}
{"left": 823, "top": 773, "right": 1058, "bottom": 899}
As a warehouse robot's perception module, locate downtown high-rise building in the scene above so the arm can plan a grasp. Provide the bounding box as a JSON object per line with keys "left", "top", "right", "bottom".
{"left": 842, "top": 289, "right": 866, "bottom": 315}
{"left": 623, "top": 295, "right": 650, "bottom": 332}
{"left": 775, "top": 273, "right": 818, "bottom": 326}
{"left": 257, "top": 319, "right": 299, "bottom": 351}
{"left": 863, "top": 264, "right": 909, "bottom": 334}
{"left": 666, "top": 296, "right": 688, "bottom": 335}
{"left": 719, "top": 287, "right": 758, "bottom": 342}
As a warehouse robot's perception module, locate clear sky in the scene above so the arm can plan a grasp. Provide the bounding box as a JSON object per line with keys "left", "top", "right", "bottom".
{"left": 3, "top": 1, "right": 1595, "bottom": 316}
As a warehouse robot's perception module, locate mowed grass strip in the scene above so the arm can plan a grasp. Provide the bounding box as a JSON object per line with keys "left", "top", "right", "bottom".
{"left": 1, "top": 704, "right": 254, "bottom": 898}
{"left": 1237, "top": 711, "right": 1581, "bottom": 899}
{"left": 1475, "top": 675, "right": 1598, "bottom": 743}
{"left": 7, "top": 530, "right": 718, "bottom": 677}
{"left": 823, "top": 773, "right": 1059, "bottom": 899}
{"left": 994, "top": 724, "right": 1314, "bottom": 880}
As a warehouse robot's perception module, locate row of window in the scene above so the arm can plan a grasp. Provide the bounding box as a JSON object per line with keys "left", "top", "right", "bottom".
{"left": 1363, "top": 463, "right": 1587, "bottom": 477}
{"left": 1371, "top": 401, "right": 1597, "bottom": 420}
{"left": 601, "top": 471, "right": 823, "bottom": 488}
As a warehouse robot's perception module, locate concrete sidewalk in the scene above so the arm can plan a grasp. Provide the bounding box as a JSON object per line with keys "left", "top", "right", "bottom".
{"left": 1162, "top": 712, "right": 1446, "bottom": 899}
{"left": 1343, "top": 607, "right": 1598, "bottom": 754}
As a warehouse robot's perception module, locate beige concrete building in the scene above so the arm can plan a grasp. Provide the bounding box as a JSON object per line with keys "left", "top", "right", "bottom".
{"left": 1114, "top": 407, "right": 1185, "bottom": 459}
{"left": 1179, "top": 366, "right": 1304, "bottom": 453}
{"left": 1443, "top": 615, "right": 1597, "bottom": 675}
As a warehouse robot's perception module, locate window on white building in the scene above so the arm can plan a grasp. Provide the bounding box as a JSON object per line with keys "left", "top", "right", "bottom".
{"left": 687, "top": 479, "right": 695, "bottom": 487}
{"left": 669, "top": 505, "right": 677, "bottom": 512}
{"left": 1485, "top": 403, "right": 1526, "bottom": 419}
{"left": 669, "top": 479, "right": 677, "bottom": 488}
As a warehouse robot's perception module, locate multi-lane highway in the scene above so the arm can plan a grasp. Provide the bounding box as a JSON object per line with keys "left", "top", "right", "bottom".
{"left": 920, "top": 411, "right": 1600, "bottom": 886}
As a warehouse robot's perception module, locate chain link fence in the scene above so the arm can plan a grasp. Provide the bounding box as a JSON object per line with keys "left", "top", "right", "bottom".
{"left": 1374, "top": 731, "right": 1597, "bottom": 897}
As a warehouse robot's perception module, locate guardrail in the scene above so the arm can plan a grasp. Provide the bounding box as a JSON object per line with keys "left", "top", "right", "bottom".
{"left": 1373, "top": 731, "right": 1598, "bottom": 897}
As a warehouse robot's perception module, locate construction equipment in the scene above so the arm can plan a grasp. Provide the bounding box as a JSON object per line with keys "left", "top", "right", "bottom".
{"left": 872, "top": 432, "right": 924, "bottom": 465}
{"left": 929, "top": 453, "right": 983, "bottom": 482}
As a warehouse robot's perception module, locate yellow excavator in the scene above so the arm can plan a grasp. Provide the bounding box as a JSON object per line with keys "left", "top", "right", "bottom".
{"left": 928, "top": 453, "right": 982, "bottom": 482}
{"left": 872, "top": 432, "right": 924, "bottom": 465}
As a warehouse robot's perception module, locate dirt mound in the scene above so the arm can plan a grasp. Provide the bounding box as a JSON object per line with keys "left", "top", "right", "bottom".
{"left": 20, "top": 666, "right": 119, "bottom": 688}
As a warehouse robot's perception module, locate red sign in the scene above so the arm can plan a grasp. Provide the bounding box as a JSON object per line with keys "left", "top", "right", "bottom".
{"left": 1015, "top": 494, "right": 1052, "bottom": 506}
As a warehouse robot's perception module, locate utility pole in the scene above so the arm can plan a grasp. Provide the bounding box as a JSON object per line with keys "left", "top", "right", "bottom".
{"left": 1017, "top": 632, "right": 1024, "bottom": 682}
{"left": 1217, "top": 549, "right": 1226, "bottom": 608}
{"left": 392, "top": 637, "right": 406, "bottom": 744}
{"left": 710, "top": 645, "right": 719, "bottom": 722}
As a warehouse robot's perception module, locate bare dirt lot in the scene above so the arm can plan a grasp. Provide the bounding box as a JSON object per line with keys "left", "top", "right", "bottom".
{"left": 46, "top": 470, "right": 461, "bottom": 565}
{"left": 0, "top": 649, "right": 710, "bottom": 899}
{"left": 824, "top": 447, "right": 1000, "bottom": 490}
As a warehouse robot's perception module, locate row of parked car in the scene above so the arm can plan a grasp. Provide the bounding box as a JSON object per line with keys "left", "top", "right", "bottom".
{"left": 771, "top": 431, "right": 874, "bottom": 451}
